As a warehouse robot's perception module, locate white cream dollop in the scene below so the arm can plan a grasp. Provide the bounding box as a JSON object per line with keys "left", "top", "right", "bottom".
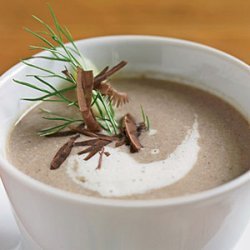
{"left": 66, "top": 118, "right": 200, "bottom": 197}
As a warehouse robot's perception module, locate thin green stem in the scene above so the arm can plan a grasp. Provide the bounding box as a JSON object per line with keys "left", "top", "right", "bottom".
{"left": 16, "top": 6, "right": 124, "bottom": 136}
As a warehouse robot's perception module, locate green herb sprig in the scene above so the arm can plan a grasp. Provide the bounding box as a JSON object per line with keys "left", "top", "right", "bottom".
{"left": 38, "top": 109, "right": 83, "bottom": 136}
{"left": 140, "top": 105, "right": 150, "bottom": 130}
{"left": 14, "top": 6, "right": 120, "bottom": 135}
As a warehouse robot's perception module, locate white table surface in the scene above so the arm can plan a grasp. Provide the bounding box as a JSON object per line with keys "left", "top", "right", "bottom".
{"left": 0, "top": 180, "right": 249, "bottom": 250}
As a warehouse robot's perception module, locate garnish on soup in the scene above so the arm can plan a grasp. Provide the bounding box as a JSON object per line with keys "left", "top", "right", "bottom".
{"left": 14, "top": 6, "right": 149, "bottom": 170}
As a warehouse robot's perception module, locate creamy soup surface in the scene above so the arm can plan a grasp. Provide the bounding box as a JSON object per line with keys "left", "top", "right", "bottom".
{"left": 7, "top": 78, "right": 250, "bottom": 199}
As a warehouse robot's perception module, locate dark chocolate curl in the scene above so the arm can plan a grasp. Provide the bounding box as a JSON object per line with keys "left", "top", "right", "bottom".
{"left": 96, "top": 147, "right": 105, "bottom": 169}
{"left": 84, "top": 140, "right": 111, "bottom": 160}
{"left": 122, "top": 113, "right": 142, "bottom": 152}
{"left": 94, "top": 61, "right": 127, "bottom": 87}
{"left": 62, "top": 68, "right": 74, "bottom": 80}
{"left": 76, "top": 67, "right": 101, "bottom": 132}
{"left": 93, "top": 61, "right": 128, "bottom": 108}
{"left": 50, "top": 134, "right": 80, "bottom": 170}
{"left": 96, "top": 81, "right": 129, "bottom": 108}
{"left": 74, "top": 138, "right": 100, "bottom": 147}
{"left": 70, "top": 125, "right": 98, "bottom": 138}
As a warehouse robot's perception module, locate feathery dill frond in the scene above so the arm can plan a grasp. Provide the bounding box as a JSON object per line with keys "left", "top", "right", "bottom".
{"left": 14, "top": 6, "right": 120, "bottom": 136}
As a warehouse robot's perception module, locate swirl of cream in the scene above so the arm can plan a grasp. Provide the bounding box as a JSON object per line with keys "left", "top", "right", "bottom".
{"left": 67, "top": 117, "right": 200, "bottom": 197}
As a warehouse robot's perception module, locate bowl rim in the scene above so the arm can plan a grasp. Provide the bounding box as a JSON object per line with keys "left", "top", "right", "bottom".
{"left": 0, "top": 35, "right": 250, "bottom": 208}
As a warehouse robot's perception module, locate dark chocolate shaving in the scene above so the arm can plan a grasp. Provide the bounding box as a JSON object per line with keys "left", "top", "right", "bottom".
{"left": 95, "top": 133, "right": 118, "bottom": 142}
{"left": 76, "top": 67, "right": 101, "bottom": 132}
{"left": 96, "top": 147, "right": 105, "bottom": 169}
{"left": 94, "top": 66, "right": 109, "bottom": 81}
{"left": 76, "top": 138, "right": 109, "bottom": 155}
{"left": 96, "top": 81, "right": 129, "bottom": 107}
{"left": 93, "top": 61, "right": 129, "bottom": 107}
{"left": 77, "top": 145, "right": 97, "bottom": 155}
{"left": 70, "top": 125, "right": 98, "bottom": 138}
{"left": 70, "top": 128, "right": 117, "bottom": 168}
{"left": 47, "top": 60, "right": 149, "bottom": 171}
{"left": 84, "top": 140, "right": 111, "bottom": 161}
{"left": 94, "top": 61, "right": 127, "bottom": 87}
{"left": 115, "top": 137, "right": 126, "bottom": 147}
{"left": 74, "top": 138, "right": 99, "bottom": 147}
{"left": 70, "top": 125, "right": 117, "bottom": 142}
{"left": 49, "top": 119, "right": 144, "bottom": 170}
{"left": 84, "top": 147, "right": 102, "bottom": 161}
{"left": 50, "top": 134, "right": 80, "bottom": 170}
{"left": 62, "top": 67, "right": 74, "bottom": 80}
{"left": 122, "top": 113, "right": 142, "bottom": 153}
{"left": 136, "top": 122, "right": 147, "bottom": 137}
{"left": 104, "top": 151, "right": 110, "bottom": 157}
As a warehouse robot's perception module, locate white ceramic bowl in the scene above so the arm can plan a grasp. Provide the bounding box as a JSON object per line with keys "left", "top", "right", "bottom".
{"left": 0, "top": 36, "right": 250, "bottom": 250}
